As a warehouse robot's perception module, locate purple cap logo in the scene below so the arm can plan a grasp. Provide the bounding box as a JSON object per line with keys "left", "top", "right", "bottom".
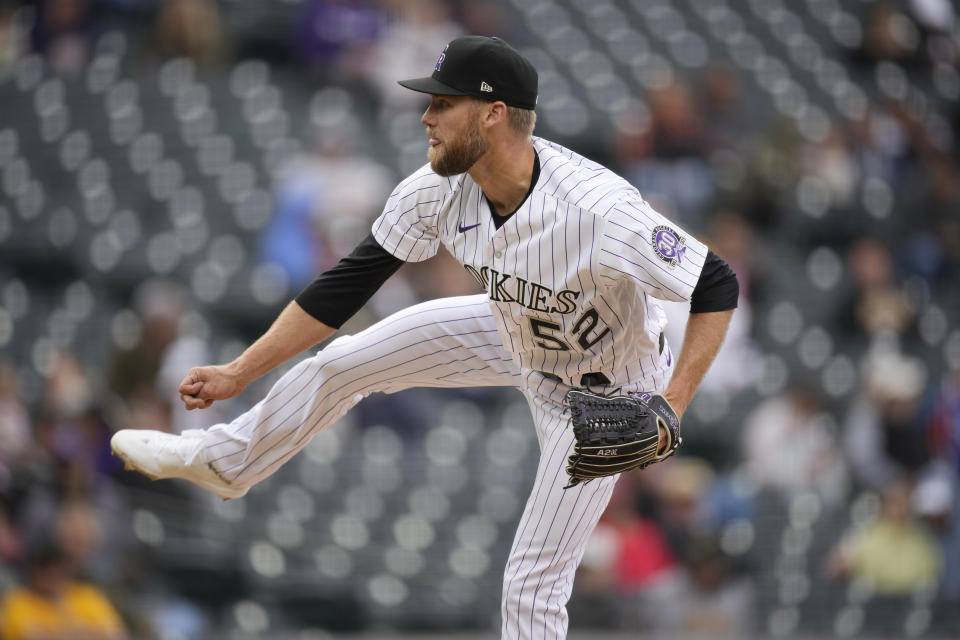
{"left": 651, "top": 225, "right": 686, "bottom": 267}
{"left": 434, "top": 44, "right": 448, "bottom": 72}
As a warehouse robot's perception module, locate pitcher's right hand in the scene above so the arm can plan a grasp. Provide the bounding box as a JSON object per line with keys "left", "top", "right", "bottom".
{"left": 178, "top": 365, "right": 247, "bottom": 410}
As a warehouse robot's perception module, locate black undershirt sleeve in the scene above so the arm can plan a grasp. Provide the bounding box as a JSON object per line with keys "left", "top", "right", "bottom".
{"left": 294, "top": 233, "right": 404, "bottom": 329}
{"left": 689, "top": 250, "right": 739, "bottom": 313}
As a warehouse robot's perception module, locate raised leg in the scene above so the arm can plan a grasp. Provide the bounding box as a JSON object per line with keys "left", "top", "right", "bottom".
{"left": 202, "top": 295, "right": 520, "bottom": 489}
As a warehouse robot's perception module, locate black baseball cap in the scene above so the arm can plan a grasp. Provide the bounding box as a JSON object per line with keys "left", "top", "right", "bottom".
{"left": 398, "top": 36, "right": 538, "bottom": 110}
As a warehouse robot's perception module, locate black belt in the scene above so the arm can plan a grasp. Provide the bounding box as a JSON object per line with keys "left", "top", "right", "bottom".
{"left": 541, "top": 333, "right": 664, "bottom": 387}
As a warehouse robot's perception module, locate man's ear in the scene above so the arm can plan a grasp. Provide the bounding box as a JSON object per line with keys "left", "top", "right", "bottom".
{"left": 482, "top": 101, "right": 508, "bottom": 128}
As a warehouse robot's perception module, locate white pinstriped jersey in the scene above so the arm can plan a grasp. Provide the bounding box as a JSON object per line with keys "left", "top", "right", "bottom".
{"left": 372, "top": 137, "right": 707, "bottom": 389}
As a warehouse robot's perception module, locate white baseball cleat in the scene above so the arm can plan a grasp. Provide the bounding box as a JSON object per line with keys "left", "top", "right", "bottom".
{"left": 111, "top": 429, "right": 248, "bottom": 500}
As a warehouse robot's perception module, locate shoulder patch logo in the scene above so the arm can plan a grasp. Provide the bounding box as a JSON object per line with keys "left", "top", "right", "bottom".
{"left": 651, "top": 225, "right": 686, "bottom": 267}
{"left": 480, "top": 81, "right": 494, "bottom": 93}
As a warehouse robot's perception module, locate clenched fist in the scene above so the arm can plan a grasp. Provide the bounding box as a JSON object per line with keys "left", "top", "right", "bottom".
{"left": 178, "top": 364, "right": 248, "bottom": 410}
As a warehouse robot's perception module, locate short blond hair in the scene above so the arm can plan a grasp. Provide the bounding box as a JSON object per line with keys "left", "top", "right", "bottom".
{"left": 470, "top": 99, "right": 536, "bottom": 136}
{"left": 507, "top": 106, "right": 536, "bottom": 136}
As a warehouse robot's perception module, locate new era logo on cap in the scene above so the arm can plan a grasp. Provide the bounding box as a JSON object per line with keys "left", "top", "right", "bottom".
{"left": 397, "top": 35, "right": 538, "bottom": 110}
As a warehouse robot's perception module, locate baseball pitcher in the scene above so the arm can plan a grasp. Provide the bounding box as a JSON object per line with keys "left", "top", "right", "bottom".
{"left": 111, "top": 36, "right": 738, "bottom": 639}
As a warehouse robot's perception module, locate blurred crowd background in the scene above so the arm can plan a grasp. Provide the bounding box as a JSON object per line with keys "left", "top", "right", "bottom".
{"left": 1, "top": 0, "right": 959, "bottom": 638}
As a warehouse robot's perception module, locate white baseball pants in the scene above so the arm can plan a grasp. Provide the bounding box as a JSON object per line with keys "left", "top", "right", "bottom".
{"left": 200, "top": 294, "right": 623, "bottom": 639}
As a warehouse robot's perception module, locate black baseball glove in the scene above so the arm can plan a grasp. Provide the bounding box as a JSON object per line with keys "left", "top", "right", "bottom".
{"left": 563, "top": 389, "right": 682, "bottom": 488}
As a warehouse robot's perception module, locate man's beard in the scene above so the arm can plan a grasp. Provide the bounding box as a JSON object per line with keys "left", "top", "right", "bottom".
{"left": 429, "top": 119, "right": 488, "bottom": 176}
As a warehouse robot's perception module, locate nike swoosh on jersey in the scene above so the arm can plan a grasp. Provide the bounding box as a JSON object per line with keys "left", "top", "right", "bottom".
{"left": 458, "top": 222, "right": 481, "bottom": 233}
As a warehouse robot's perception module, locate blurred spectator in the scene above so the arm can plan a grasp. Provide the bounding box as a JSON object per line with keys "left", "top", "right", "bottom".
{"left": 849, "top": 106, "right": 912, "bottom": 190}
{"left": 120, "top": 387, "right": 171, "bottom": 435}
{"left": 575, "top": 478, "right": 677, "bottom": 628}
{"left": 801, "top": 126, "right": 859, "bottom": 214}
{"left": 108, "top": 280, "right": 187, "bottom": 404}
{"left": 827, "top": 479, "right": 941, "bottom": 596}
{"left": 899, "top": 153, "right": 960, "bottom": 284}
{"left": 46, "top": 408, "right": 114, "bottom": 500}
{"left": 708, "top": 210, "right": 768, "bottom": 307}
{"left": 585, "top": 479, "right": 677, "bottom": 592}
{"left": 742, "top": 384, "right": 849, "bottom": 506}
{"left": 108, "top": 279, "right": 222, "bottom": 434}
{"left": 921, "top": 362, "right": 960, "bottom": 471}
{"left": 153, "top": 0, "right": 227, "bottom": 65}
{"left": 641, "top": 534, "right": 754, "bottom": 640}
{"left": 726, "top": 119, "right": 798, "bottom": 233}
{"left": 834, "top": 237, "right": 915, "bottom": 345}
{"left": 0, "top": 501, "right": 22, "bottom": 592}
{"left": 0, "top": 1, "right": 24, "bottom": 73}
{"left": 648, "top": 458, "right": 716, "bottom": 560}
{"left": 452, "top": 0, "right": 509, "bottom": 41}
{"left": 912, "top": 462, "right": 959, "bottom": 599}
{"left": 911, "top": 152, "right": 960, "bottom": 233}
{"left": 645, "top": 81, "right": 709, "bottom": 161}
{"left": 155, "top": 329, "right": 218, "bottom": 436}
{"left": 619, "top": 80, "right": 713, "bottom": 229}
{"left": 0, "top": 538, "right": 127, "bottom": 640}
{"left": 54, "top": 500, "right": 95, "bottom": 557}
{"left": 700, "top": 63, "right": 751, "bottom": 154}
{"left": 662, "top": 210, "right": 764, "bottom": 396}
{"left": 853, "top": 1, "right": 925, "bottom": 68}
{"left": 918, "top": 363, "right": 960, "bottom": 598}
{"left": 937, "top": 219, "right": 960, "bottom": 289}
{"left": 856, "top": 0, "right": 958, "bottom": 68}
{"left": 260, "top": 167, "right": 325, "bottom": 290}
{"left": 262, "top": 113, "right": 396, "bottom": 288}
{"left": 55, "top": 499, "right": 118, "bottom": 585}
{"left": 579, "top": 467, "right": 756, "bottom": 634}
{"left": 0, "top": 365, "right": 31, "bottom": 484}
{"left": 844, "top": 350, "right": 930, "bottom": 492}
{"left": 28, "top": 0, "right": 98, "bottom": 74}
{"left": 9, "top": 367, "right": 127, "bottom": 583}
{"left": 31, "top": 353, "right": 119, "bottom": 501}
{"left": 45, "top": 352, "right": 95, "bottom": 420}
{"left": 699, "top": 472, "right": 756, "bottom": 536}
{"left": 294, "top": 0, "right": 386, "bottom": 85}
{"left": 366, "top": 0, "right": 463, "bottom": 115}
